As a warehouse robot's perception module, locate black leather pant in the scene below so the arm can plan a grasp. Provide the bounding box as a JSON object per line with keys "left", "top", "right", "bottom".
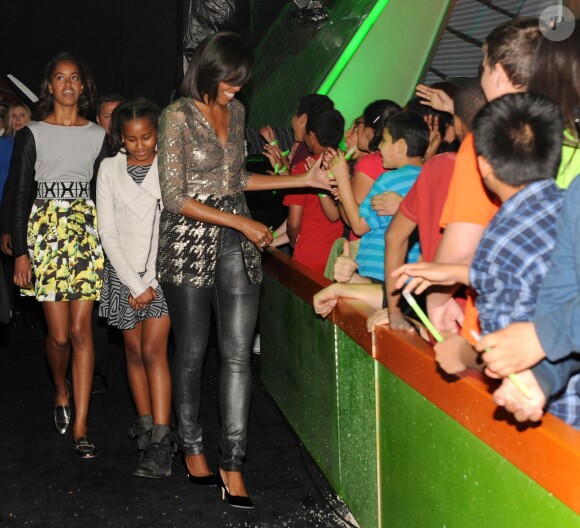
{"left": 162, "top": 228, "right": 260, "bottom": 471}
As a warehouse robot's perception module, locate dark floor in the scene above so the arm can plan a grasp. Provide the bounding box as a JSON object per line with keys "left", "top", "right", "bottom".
{"left": 0, "top": 313, "right": 356, "bottom": 528}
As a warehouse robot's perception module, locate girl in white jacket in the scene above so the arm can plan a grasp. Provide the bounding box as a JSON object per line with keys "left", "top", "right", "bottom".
{"left": 97, "top": 99, "right": 173, "bottom": 478}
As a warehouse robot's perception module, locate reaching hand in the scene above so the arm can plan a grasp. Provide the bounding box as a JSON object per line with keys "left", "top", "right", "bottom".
{"left": 434, "top": 332, "right": 472, "bottom": 374}
{"left": 262, "top": 143, "right": 283, "bottom": 171}
{"left": 493, "top": 370, "right": 546, "bottom": 423}
{"left": 304, "top": 156, "right": 333, "bottom": 191}
{"left": 426, "top": 295, "right": 464, "bottom": 334}
{"left": 424, "top": 114, "right": 442, "bottom": 162}
{"left": 415, "top": 84, "right": 454, "bottom": 114}
{"left": 313, "top": 284, "right": 340, "bottom": 318}
{"left": 366, "top": 307, "right": 390, "bottom": 332}
{"left": 388, "top": 310, "right": 416, "bottom": 333}
{"left": 476, "top": 322, "right": 546, "bottom": 377}
{"left": 327, "top": 149, "right": 350, "bottom": 184}
{"left": 260, "top": 125, "right": 276, "bottom": 144}
{"left": 334, "top": 240, "right": 359, "bottom": 283}
{"left": 370, "top": 191, "right": 403, "bottom": 216}
{"left": 391, "top": 262, "right": 468, "bottom": 294}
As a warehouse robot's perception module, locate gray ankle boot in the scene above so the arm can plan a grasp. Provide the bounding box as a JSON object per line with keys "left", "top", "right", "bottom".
{"left": 133, "top": 425, "right": 176, "bottom": 479}
{"left": 128, "top": 415, "right": 153, "bottom": 462}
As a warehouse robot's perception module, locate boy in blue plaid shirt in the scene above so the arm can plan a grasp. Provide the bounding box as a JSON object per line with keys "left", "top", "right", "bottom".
{"left": 392, "top": 93, "right": 565, "bottom": 384}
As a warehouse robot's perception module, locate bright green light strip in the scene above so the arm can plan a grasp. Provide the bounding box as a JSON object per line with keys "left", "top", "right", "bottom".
{"left": 317, "top": 0, "right": 391, "bottom": 95}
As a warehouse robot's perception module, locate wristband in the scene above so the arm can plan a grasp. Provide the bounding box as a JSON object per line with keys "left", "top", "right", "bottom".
{"left": 281, "top": 149, "right": 290, "bottom": 157}
{"left": 269, "top": 140, "right": 279, "bottom": 146}
{"left": 274, "top": 163, "right": 280, "bottom": 174}
{"left": 318, "top": 193, "right": 329, "bottom": 198}
{"left": 272, "top": 230, "right": 279, "bottom": 239}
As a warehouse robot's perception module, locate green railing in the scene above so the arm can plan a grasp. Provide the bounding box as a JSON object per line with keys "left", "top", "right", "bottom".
{"left": 260, "top": 249, "right": 580, "bottom": 528}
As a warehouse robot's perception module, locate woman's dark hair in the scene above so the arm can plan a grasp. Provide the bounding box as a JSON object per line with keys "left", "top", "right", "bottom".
{"left": 362, "top": 99, "right": 402, "bottom": 151}
{"left": 181, "top": 32, "right": 254, "bottom": 103}
{"left": 36, "top": 52, "right": 97, "bottom": 119}
{"left": 109, "top": 98, "right": 161, "bottom": 154}
{"left": 528, "top": 21, "right": 580, "bottom": 141}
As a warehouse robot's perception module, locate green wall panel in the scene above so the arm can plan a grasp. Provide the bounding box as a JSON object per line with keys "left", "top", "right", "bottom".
{"left": 336, "top": 329, "right": 378, "bottom": 528}
{"left": 377, "top": 364, "right": 580, "bottom": 528}
{"left": 327, "top": 0, "right": 452, "bottom": 126}
{"left": 245, "top": 0, "right": 452, "bottom": 128}
{"left": 246, "top": 0, "right": 379, "bottom": 128}
{"left": 260, "top": 276, "right": 340, "bottom": 489}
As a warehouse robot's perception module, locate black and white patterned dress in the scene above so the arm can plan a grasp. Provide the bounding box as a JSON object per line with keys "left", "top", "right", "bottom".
{"left": 98, "top": 164, "right": 169, "bottom": 330}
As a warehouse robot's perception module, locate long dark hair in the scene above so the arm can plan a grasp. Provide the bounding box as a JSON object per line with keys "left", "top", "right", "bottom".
{"left": 181, "top": 32, "right": 253, "bottom": 103}
{"left": 109, "top": 98, "right": 161, "bottom": 154}
{"left": 528, "top": 22, "right": 580, "bottom": 142}
{"left": 362, "top": 99, "right": 402, "bottom": 151}
{"left": 36, "top": 52, "right": 98, "bottom": 119}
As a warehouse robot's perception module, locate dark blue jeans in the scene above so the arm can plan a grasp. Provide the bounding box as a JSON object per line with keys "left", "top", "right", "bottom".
{"left": 162, "top": 228, "right": 260, "bottom": 471}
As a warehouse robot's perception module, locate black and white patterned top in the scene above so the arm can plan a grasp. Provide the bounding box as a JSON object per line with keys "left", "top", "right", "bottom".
{"left": 127, "top": 164, "right": 151, "bottom": 186}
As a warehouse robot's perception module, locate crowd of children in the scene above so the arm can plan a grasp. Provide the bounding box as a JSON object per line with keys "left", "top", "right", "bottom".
{"left": 311, "top": 17, "right": 580, "bottom": 431}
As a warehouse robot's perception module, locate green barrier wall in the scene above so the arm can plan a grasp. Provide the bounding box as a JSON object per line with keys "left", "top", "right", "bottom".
{"left": 260, "top": 258, "right": 580, "bottom": 528}
{"left": 245, "top": 0, "right": 452, "bottom": 128}
{"left": 378, "top": 367, "right": 579, "bottom": 528}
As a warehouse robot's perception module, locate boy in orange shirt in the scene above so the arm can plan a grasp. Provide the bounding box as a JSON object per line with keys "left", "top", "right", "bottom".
{"left": 416, "top": 18, "right": 541, "bottom": 360}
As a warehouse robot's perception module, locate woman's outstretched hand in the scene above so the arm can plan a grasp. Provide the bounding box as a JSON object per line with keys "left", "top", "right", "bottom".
{"left": 304, "top": 155, "right": 333, "bottom": 191}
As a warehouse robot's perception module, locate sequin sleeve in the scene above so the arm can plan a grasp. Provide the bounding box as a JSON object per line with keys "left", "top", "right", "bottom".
{"left": 158, "top": 106, "right": 190, "bottom": 214}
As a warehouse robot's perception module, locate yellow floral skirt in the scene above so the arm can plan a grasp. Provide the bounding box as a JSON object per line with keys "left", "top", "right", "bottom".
{"left": 23, "top": 199, "right": 104, "bottom": 301}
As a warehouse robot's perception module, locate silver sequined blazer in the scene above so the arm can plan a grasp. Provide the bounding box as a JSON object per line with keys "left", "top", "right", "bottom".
{"left": 156, "top": 97, "right": 261, "bottom": 287}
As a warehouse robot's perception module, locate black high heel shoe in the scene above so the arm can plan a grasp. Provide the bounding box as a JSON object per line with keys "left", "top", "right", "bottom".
{"left": 183, "top": 457, "right": 216, "bottom": 486}
{"left": 215, "top": 470, "right": 254, "bottom": 509}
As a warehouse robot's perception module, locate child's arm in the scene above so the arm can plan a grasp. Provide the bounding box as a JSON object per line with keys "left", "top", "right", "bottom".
{"left": 329, "top": 151, "right": 371, "bottom": 236}
{"left": 434, "top": 332, "right": 481, "bottom": 374}
{"left": 423, "top": 115, "right": 443, "bottom": 162}
{"left": 370, "top": 191, "right": 403, "bottom": 216}
{"left": 314, "top": 282, "right": 384, "bottom": 318}
{"left": 318, "top": 194, "right": 341, "bottom": 222}
{"left": 493, "top": 370, "right": 546, "bottom": 423}
{"left": 415, "top": 84, "right": 454, "bottom": 114}
{"left": 384, "top": 211, "right": 418, "bottom": 331}
{"left": 392, "top": 261, "right": 470, "bottom": 295}
{"left": 333, "top": 240, "right": 371, "bottom": 284}
{"left": 476, "top": 322, "right": 546, "bottom": 377}
{"left": 260, "top": 125, "right": 276, "bottom": 144}
{"left": 286, "top": 205, "right": 303, "bottom": 248}
{"left": 427, "top": 222, "right": 485, "bottom": 332}
{"left": 337, "top": 167, "right": 377, "bottom": 226}
{"left": 270, "top": 219, "right": 289, "bottom": 248}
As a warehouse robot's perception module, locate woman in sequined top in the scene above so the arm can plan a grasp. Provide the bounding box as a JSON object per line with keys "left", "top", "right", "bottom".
{"left": 157, "top": 32, "right": 331, "bottom": 507}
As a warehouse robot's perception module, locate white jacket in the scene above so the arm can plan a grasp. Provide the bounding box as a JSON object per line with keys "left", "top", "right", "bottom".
{"left": 96, "top": 152, "right": 162, "bottom": 297}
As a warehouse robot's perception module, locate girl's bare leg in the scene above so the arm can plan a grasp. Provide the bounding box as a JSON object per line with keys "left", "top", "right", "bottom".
{"left": 42, "top": 301, "right": 71, "bottom": 407}
{"left": 123, "top": 323, "right": 152, "bottom": 418}
{"left": 69, "top": 300, "right": 95, "bottom": 440}
{"left": 141, "top": 315, "right": 171, "bottom": 424}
